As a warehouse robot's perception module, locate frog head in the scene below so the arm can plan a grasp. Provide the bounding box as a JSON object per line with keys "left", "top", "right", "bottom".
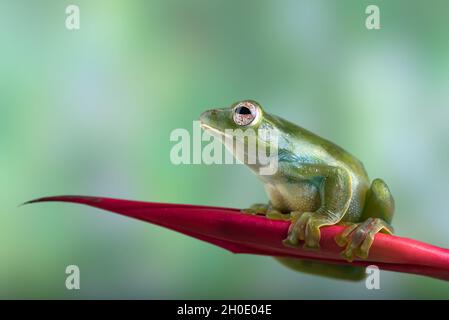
{"left": 200, "top": 100, "right": 279, "bottom": 175}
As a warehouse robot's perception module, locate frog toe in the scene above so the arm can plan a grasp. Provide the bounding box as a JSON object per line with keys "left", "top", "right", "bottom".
{"left": 341, "top": 238, "right": 366, "bottom": 262}
{"left": 303, "top": 220, "right": 322, "bottom": 250}
{"left": 335, "top": 223, "right": 358, "bottom": 247}
{"left": 282, "top": 211, "right": 304, "bottom": 247}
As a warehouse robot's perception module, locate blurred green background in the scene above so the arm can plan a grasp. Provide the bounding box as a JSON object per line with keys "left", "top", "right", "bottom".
{"left": 1, "top": 0, "right": 449, "bottom": 299}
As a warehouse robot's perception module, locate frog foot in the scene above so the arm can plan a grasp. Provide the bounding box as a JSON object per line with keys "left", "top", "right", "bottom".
{"left": 242, "top": 202, "right": 285, "bottom": 216}
{"left": 242, "top": 203, "right": 291, "bottom": 221}
{"left": 266, "top": 211, "right": 291, "bottom": 221}
{"left": 282, "top": 211, "right": 324, "bottom": 250}
{"left": 335, "top": 218, "right": 394, "bottom": 262}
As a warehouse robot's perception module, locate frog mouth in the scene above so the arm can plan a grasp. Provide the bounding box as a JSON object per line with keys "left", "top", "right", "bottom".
{"left": 199, "top": 122, "right": 226, "bottom": 138}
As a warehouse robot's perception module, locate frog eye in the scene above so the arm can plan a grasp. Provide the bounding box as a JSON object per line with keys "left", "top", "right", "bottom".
{"left": 233, "top": 102, "right": 258, "bottom": 126}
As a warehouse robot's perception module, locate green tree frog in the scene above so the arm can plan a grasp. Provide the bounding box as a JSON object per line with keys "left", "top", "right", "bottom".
{"left": 200, "top": 100, "right": 395, "bottom": 280}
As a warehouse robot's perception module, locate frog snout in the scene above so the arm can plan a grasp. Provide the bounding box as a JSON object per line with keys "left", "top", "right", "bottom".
{"left": 199, "top": 109, "right": 218, "bottom": 123}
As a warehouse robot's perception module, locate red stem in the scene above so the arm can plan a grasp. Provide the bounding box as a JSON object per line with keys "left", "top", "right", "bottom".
{"left": 24, "top": 195, "right": 449, "bottom": 281}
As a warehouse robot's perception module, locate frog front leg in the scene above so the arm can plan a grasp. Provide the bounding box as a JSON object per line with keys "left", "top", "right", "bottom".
{"left": 283, "top": 165, "right": 352, "bottom": 249}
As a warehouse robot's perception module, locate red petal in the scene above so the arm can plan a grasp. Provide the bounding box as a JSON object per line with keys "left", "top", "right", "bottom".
{"left": 25, "top": 195, "right": 449, "bottom": 281}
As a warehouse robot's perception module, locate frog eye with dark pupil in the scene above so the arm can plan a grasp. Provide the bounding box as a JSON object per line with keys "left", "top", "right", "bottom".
{"left": 235, "top": 106, "right": 252, "bottom": 115}
{"left": 233, "top": 102, "right": 258, "bottom": 126}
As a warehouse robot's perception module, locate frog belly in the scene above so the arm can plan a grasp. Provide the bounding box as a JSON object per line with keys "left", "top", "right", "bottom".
{"left": 264, "top": 181, "right": 320, "bottom": 213}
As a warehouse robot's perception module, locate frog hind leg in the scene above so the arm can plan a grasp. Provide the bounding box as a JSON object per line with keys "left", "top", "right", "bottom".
{"left": 274, "top": 257, "right": 366, "bottom": 281}
{"left": 335, "top": 179, "right": 395, "bottom": 261}
{"left": 361, "top": 178, "right": 395, "bottom": 224}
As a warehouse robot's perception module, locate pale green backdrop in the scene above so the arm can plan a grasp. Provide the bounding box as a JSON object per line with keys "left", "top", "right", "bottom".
{"left": 1, "top": 0, "right": 449, "bottom": 298}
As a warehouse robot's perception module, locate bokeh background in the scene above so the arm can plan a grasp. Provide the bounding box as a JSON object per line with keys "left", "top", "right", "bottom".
{"left": 1, "top": 0, "right": 449, "bottom": 299}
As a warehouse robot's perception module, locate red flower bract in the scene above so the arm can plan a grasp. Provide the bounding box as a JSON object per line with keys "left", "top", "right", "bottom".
{"left": 25, "top": 195, "right": 449, "bottom": 281}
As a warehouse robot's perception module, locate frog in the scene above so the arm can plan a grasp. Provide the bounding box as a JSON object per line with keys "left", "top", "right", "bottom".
{"left": 199, "top": 99, "right": 395, "bottom": 281}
